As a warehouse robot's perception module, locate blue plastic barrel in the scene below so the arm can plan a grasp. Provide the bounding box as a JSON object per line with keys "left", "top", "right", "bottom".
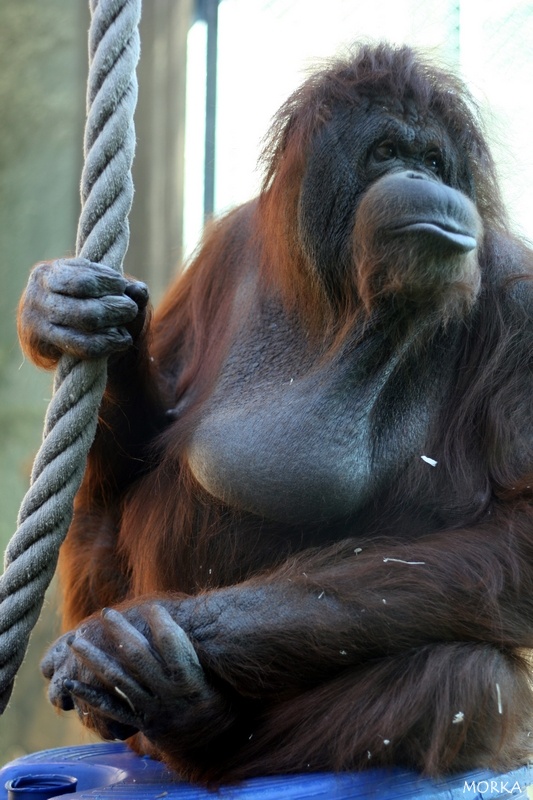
{"left": 1, "top": 743, "right": 532, "bottom": 799}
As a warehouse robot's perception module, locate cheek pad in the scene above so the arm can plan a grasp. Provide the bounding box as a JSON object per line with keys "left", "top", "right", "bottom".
{"left": 297, "top": 121, "right": 362, "bottom": 275}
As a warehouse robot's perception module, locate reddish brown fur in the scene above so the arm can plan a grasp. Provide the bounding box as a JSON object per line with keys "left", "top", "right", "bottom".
{"left": 19, "top": 44, "right": 533, "bottom": 784}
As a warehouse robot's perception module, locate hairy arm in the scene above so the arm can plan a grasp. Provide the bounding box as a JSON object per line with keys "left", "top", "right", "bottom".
{"left": 18, "top": 258, "right": 168, "bottom": 494}
{"left": 42, "top": 506, "right": 533, "bottom": 745}
{"left": 172, "top": 511, "right": 533, "bottom": 695}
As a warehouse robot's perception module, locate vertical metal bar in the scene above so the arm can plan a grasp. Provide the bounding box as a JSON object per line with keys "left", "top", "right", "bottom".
{"left": 203, "top": 0, "right": 218, "bottom": 220}
{"left": 127, "top": 0, "right": 192, "bottom": 295}
{"left": 453, "top": 0, "right": 461, "bottom": 66}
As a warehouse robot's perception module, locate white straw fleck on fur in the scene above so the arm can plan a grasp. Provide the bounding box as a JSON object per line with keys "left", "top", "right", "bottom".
{"left": 496, "top": 682, "right": 503, "bottom": 714}
{"left": 114, "top": 685, "right": 135, "bottom": 713}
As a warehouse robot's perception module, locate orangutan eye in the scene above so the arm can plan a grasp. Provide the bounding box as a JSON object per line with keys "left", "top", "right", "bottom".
{"left": 373, "top": 140, "right": 397, "bottom": 161}
{"left": 424, "top": 149, "right": 443, "bottom": 175}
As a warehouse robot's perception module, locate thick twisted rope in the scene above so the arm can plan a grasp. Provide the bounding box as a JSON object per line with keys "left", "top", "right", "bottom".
{"left": 0, "top": 0, "right": 141, "bottom": 713}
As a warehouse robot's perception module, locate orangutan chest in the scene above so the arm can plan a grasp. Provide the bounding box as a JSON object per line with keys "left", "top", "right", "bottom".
{"left": 185, "top": 373, "right": 432, "bottom": 525}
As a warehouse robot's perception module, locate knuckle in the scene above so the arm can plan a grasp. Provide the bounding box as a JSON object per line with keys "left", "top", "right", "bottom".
{"left": 104, "top": 294, "right": 138, "bottom": 320}
{"left": 32, "top": 260, "right": 53, "bottom": 279}
{"left": 79, "top": 298, "right": 135, "bottom": 332}
{"left": 125, "top": 281, "right": 149, "bottom": 305}
{"left": 49, "top": 259, "right": 126, "bottom": 298}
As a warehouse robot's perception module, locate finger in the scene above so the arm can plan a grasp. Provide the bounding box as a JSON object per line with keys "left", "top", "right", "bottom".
{"left": 101, "top": 609, "right": 165, "bottom": 683}
{"left": 63, "top": 679, "right": 139, "bottom": 728}
{"left": 40, "top": 632, "right": 74, "bottom": 679}
{"left": 102, "top": 608, "right": 167, "bottom": 687}
{"left": 38, "top": 321, "right": 133, "bottom": 359}
{"left": 124, "top": 280, "right": 149, "bottom": 310}
{"left": 69, "top": 636, "right": 150, "bottom": 707}
{"left": 147, "top": 606, "right": 203, "bottom": 678}
{"left": 44, "top": 259, "right": 128, "bottom": 299}
{"left": 48, "top": 673, "right": 76, "bottom": 711}
{"left": 45, "top": 294, "right": 139, "bottom": 332}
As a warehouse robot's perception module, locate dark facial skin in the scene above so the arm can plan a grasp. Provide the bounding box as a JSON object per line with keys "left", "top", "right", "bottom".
{"left": 297, "top": 103, "right": 476, "bottom": 293}
{"left": 17, "top": 45, "right": 533, "bottom": 786}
